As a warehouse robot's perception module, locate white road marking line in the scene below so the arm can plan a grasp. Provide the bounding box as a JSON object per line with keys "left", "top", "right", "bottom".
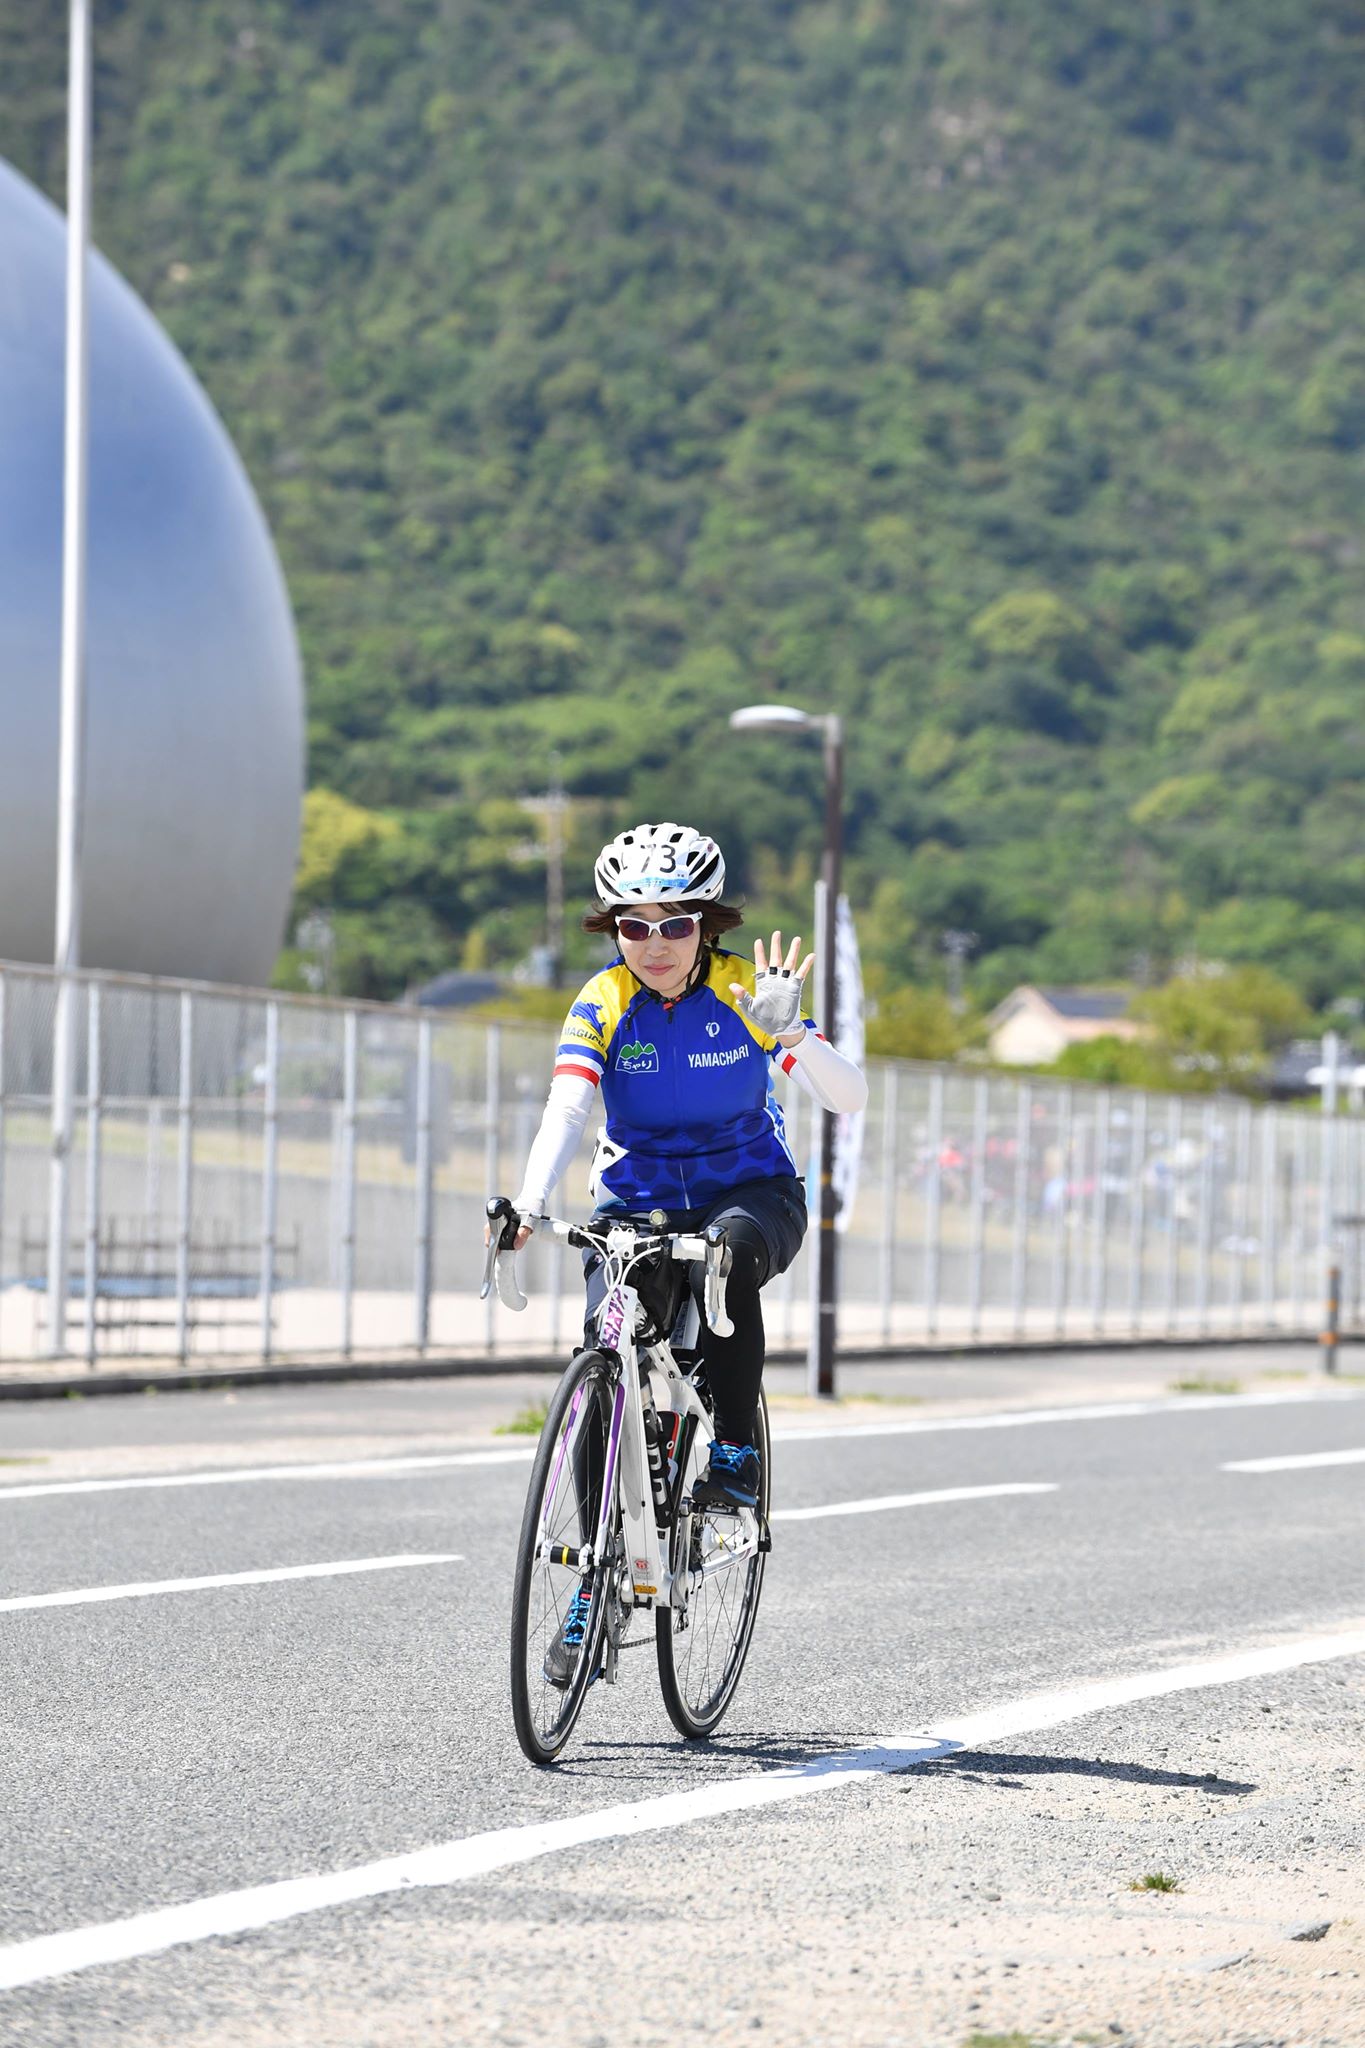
{"left": 770, "top": 1481, "right": 1057, "bottom": 1522}
{"left": 2, "top": 1622, "right": 1362, "bottom": 1993}
{"left": 0, "top": 1554, "right": 462, "bottom": 1614}
{"left": 0, "top": 1450, "right": 535, "bottom": 1501}
{"left": 1223, "top": 1446, "right": 1365, "bottom": 1474}
{"left": 2, "top": 1386, "right": 1357, "bottom": 1505}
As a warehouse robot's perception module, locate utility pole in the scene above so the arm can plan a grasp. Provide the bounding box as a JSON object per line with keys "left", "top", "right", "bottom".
{"left": 942, "top": 929, "right": 977, "bottom": 1015}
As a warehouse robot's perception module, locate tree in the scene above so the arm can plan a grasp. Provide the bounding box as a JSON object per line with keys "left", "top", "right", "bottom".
{"left": 1132, "top": 966, "right": 1311, "bottom": 1089}
{"left": 866, "top": 984, "right": 964, "bottom": 1063}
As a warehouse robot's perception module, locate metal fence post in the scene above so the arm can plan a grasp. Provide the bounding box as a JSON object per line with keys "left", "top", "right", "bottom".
{"left": 1195, "top": 1100, "right": 1215, "bottom": 1335}
{"left": 782, "top": 1086, "right": 801, "bottom": 1348}
{"left": 1320, "top": 1090, "right": 1338, "bottom": 1336}
{"left": 1291, "top": 1115, "right": 1307, "bottom": 1330}
{"left": 1230, "top": 1102, "right": 1251, "bottom": 1330}
{"left": 83, "top": 980, "right": 102, "bottom": 1368}
{"left": 259, "top": 1000, "right": 279, "bottom": 1362}
{"left": 175, "top": 990, "right": 194, "bottom": 1364}
{"left": 1010, "top": 1081, "right": 1031, "bottom": 1340}
{"left": 1164, "top": 1096, "right": 1182, "bottom": 1335}
{"left": 967, "top": 1076, "right": 988, "bottom": 1340}
{"left": 484, "top": 1023, "right": 501, "bottom": 1354}
{"left": 1126, "top": 1092, "right": 1147, "bottom": 1334}
{"left": 0, "top": 973, "right": 6, "bottom": 1358}
{"left": 1090, "top": 1091, "right": 1111, "bottom": 1335}
{"left": 414, "top": 1015, "right": 433, "bottom": 1353}
{"left": 1051, "top": 1086, "right": 1073, "bottom": 1338}
{"left": 46, "top": 973, "right": 79, "bottom": 1356}
{"left": 878, "top": 1065, "right": 898, "bottom": 1345}
{"left": 549, "top": 1235, "right": 564, "bottom": 1358}
{"left": 924, "top": 1071, "right": 944, "bottom": 1340}
{"left": 1260, "top": 1108, "right": 1277, "bottom": 1330}
{"left": 340, "top": 1009, "right": 358, "bottom": 1359}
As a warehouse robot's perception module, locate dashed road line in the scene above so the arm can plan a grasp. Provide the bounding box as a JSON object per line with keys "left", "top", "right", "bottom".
{"left": 770, "top": 1481, "right": 1057, "bottom": 1522}
{"left": 1223, "top": 1446, "right": 1365, "bottom": 1474}
{"left": 0, "top": 1553, "right": 463, "bottom": 1614}
{"left": 1, "top": 1622, "right": 1362, "bottom": 1992}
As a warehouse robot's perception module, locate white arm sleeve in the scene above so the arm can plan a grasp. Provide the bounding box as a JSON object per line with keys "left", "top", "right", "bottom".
{"left": 776, "top": 1029, "right": 869, "bottom": 1115}
{"left": 511, "top": 1071, "right": 597, "bottom": 1220}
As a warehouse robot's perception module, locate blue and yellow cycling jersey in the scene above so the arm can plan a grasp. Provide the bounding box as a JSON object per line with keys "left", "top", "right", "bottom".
{"left": 554, "top": 949, "right": 812, "bottom": 1210}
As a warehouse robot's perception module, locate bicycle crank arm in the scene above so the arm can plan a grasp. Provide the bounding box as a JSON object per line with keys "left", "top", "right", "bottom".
{"left": 688, "top": 1537, "right": 760, "bottom": 1593}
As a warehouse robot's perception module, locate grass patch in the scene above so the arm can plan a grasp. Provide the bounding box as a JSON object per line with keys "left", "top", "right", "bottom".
{"left": 965, "top": 2034, "right": 1043, "bottom": 2048}
{"left": 494, "top": 1401, "right": 549, "bottom": 1437}
{"left": 770, "top": 1392, "right": 925, "bottom": 1412}
{"left": 1257, "top": 1367, "right": 1308, "bottom": 1381}
{"left": 1169, "top": 1376, "right": 1242, "bottom": 1396}
{"left": 1129, "top": 1870, "right": 1182, "bottom": 1893}
{"left": 0, "top": 1456, "right": 48, "bottom": 1467}
{"left": 841, "top": 1391, "right": 926, "bottom": 1406}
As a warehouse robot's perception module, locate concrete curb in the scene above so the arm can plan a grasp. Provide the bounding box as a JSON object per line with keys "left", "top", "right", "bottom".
{"left": 0, "top": 1329, "right": 1331, "bottom": 1401}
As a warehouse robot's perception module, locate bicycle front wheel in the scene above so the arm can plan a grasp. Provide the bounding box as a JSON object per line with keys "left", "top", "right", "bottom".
{"left": 655, "top": 1388, "right": 770, "bottom": 1740}
{"left": 510, "top": 1349, "right": 617, "bottom": 1765}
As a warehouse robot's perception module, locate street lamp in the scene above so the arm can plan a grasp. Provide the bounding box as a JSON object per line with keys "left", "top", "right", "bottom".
{"left": 729, "top": 703, "right": 844, "bottom": 1399}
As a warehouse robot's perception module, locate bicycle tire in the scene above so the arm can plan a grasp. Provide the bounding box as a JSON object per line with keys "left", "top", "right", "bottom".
{"left": 510, "top": 1348, "right": 617, "bottom": 1765}
{"left": 655, "top": 1387, "right": 770, "bottom": 1740}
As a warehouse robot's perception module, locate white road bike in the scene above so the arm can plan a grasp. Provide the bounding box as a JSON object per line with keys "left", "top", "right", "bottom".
{"left": 482, "top": 1198, "right": 771, "bottom": 1767}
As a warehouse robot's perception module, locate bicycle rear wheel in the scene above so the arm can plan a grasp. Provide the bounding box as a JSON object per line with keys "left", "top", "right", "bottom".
{"left": 510, "top": 1349, "right": 617, "bottom": 1765}
{"left": 655, "top": 1388, "right": 770, "bottom": 1740}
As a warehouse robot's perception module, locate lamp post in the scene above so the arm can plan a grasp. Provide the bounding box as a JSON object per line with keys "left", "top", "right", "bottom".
{"left": 729, "top": 703, "right": 844, "bottom": 1398}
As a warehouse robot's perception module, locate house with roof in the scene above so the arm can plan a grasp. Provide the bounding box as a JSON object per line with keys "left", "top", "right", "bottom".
{"left": 986, "top": 985, "right": 1146, "bottom": 1067}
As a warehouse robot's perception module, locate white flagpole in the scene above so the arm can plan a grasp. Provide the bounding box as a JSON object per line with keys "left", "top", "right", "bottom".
{"left": 46, "top": 0, "right": 93, "bottom": 1355}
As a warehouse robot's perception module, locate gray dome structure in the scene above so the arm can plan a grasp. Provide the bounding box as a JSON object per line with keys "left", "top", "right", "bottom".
{"left": 0, "top": 158, "right": 303, "bottom": 988}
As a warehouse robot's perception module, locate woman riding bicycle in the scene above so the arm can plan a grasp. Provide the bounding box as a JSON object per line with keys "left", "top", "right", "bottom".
{"left": 502, "top": 820, "right": 867, "bottom": 1513}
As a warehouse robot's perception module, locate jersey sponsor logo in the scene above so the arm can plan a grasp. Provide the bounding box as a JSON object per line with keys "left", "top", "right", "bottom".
{"left": 568, "top": 999, "right": 605, "bottom": 1036}
{"left": 616, "top": 1038, "right": 658, "bottom": 1075}
{"left": 705, "top": 1021, "right": 721, "bottom": 1038}
{"left": 688, "top": 1046, "right": 749, "bottom": 1069}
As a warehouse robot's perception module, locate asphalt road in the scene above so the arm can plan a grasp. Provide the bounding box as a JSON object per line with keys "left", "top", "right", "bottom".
{"left": 1, "top": 1361, "right": 1363, "bottom": 2048}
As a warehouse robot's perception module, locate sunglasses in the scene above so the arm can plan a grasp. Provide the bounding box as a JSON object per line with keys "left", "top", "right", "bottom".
{"left": 615, "top": 911, "right": 703, "bottom": 943}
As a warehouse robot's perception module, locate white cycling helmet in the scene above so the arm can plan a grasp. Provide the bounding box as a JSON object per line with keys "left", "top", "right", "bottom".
{"left": 593, "top": 822, "right": 726, "bottom": 906}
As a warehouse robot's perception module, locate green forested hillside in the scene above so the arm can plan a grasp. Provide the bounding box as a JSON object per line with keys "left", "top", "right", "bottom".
{"left": 4, "top": 1, "right": 1365, "bottom": 1004}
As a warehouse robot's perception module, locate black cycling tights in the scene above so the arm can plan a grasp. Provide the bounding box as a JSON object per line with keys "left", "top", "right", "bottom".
{"left": 583, "top": 1178, "right": 806, "bottom": 1451}
{"left": 688, "top": 1213, "right": 770, "bottom": 1447}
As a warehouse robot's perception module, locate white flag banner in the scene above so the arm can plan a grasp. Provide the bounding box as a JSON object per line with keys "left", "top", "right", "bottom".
{"left": 832, "top": 890, "right": 865, "bottom": 1233}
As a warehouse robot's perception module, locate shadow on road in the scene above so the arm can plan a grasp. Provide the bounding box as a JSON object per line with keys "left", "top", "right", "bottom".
{"left": 905, "top": 1749, "right": 1257, "bottom": 1795}
{"left": 568, "top": 1730, "right": 873, "bottom": 1776}
{"left": 561, "top": 1737, "right": 1257, "bottom": 1797}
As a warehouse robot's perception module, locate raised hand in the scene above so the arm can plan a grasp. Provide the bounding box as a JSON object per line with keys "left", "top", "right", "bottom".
{"left": 730, "top": 930, "right": 814, "bottom": 1039}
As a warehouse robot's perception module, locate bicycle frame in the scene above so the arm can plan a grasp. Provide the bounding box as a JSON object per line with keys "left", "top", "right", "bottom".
{"left": 484, "top": 1206, "right": 762, "bottom": 1629}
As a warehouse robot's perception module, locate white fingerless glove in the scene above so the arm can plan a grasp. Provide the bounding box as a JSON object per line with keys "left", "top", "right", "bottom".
{"left": 734, "top": 967, "right": 805, "bottom": 1037}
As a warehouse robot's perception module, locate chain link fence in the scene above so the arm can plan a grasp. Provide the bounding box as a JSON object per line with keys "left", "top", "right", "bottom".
{"left": 0, "top": 960, "right": 1353, "bottom": 1369}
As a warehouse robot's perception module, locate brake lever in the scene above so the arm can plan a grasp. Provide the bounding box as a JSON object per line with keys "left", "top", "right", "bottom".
{"left": 480, "top": 1196, "right": 527, "bottom": 1310}
{"left": 496, "top": 1245, "right": 528, "bottom": 1312}
{"left": 702, "top": 1223, "right": 734, "bottom": 1339}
